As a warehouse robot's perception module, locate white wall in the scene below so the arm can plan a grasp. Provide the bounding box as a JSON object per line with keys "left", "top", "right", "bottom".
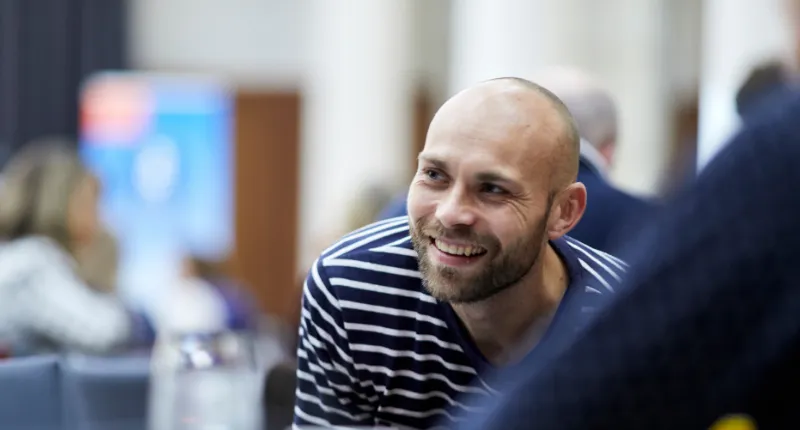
{"left": 129, "top": 0, "right": 307, "bottom": 88}
{"left": 698, "top": 0, "right": 792, "bottom": 170}
{"left": 582, "top": 0, "right": 673, "bottom": 195}
{"left": 129, "top": 0, "right": 449, "bottom": 91}
{"left": 666, "top": 0, "right": 703, "bottom": 103}
{"left": 413, "top": 0, "right": 452, "bottom": 104}
{"left": 128, "top": 0, "right": 704, "bottom": 197}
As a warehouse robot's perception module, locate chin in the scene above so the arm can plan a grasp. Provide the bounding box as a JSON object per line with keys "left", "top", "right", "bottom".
{"left": 420, "top": 274, "right": 455, "bottom": 300}
{"left": 425, "top": 287, "right": 463, "bottom": 304}
{"left": 422, "top": 277, "right": 479, "bottom": 304}
{"left": 427, "top": 275, "right": 517, "bottom": 304}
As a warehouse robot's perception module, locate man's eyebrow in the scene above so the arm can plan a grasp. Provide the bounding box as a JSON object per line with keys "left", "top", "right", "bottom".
{"left": 475, "top": 171, "right": 516, "bottom": 185}
{"left": 417, "top": 154, "right": 448, "bottom": 170}
{"left": 419, "top": 154, "right": 520, "bottom": 185}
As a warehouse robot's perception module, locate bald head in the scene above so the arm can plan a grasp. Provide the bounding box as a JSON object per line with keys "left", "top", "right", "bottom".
{"left": 409, "top": 78, "right": 589, "bottom": 304}
{"left": 427, "top": 77, "right": 581, "bottom": 189}
{"left": 485, "top": 77, "right": 581, "bottom": 153}
{"left": 532, "top": 67, "right": 618, "bottom": 152}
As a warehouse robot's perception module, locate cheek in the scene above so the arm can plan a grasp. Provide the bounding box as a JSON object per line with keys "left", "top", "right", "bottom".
{"left": 490, "top": 211, "right": 540, "bottom": 249}
{"left": 406, "top": 186, "right": 436, "bottom": 222}
{"left": 492, "top": 225, "right": 519, "bottom": 250}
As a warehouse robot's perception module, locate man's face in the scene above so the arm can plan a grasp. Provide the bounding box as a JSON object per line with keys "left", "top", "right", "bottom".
{"left": 408, "top": 88, "right": 560, "bottom": 304}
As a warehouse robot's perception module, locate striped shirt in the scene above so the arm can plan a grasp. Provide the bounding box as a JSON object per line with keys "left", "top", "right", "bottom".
{"left": 294, "top": 216, "right": 626, "bottom": 429}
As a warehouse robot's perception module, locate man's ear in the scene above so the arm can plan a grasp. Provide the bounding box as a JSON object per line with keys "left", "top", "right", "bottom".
{"left": 546, "top": 182, "right": 587, "bottom": 240}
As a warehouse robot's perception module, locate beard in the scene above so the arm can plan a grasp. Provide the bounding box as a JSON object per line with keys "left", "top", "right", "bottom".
{"left": 410, "top": 213, "right": 549, "bottom": 304}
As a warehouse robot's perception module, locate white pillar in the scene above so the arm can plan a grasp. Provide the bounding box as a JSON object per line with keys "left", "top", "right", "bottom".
{"left": 589, "top": 0, "right": 672, "bottom": 195}
{"left": 448, "top": 0, "right": 587, "bottom": 95}
{"left": 299, "top": 0, "right": 415, "bottom": 271}
{"left": 698, "top": 0, "right": 791, "bottom": 170}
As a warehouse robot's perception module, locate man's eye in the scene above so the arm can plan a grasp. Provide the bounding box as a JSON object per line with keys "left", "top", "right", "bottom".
{"left": 424, "top": 169, "right": 442, "bottom": 180}
{"left": 481, "top": 184, "right": 506, "bottom": 194}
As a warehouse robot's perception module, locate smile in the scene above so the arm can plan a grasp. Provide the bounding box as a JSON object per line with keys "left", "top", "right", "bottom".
{"left": 431, "top": 237, "right": 487, "bottom": 257}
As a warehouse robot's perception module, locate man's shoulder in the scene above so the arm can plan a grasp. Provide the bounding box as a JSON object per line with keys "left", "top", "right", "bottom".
{"left": 561, "top": 236, "right": 628, "bottom": 294}
{"left": 318, "top": 216, "right": 416, "bottom": 264}
{"left": 308, "top": 217, "right": 425, "bottom": 297}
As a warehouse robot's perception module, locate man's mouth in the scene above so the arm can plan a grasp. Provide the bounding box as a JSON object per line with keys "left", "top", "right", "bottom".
{"left": 430, "top": 237, "right": 487, "bottom": 257}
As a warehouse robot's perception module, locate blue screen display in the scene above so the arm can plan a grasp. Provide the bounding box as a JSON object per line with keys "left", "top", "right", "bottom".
{"left": 79, "top": 73, "right": 234, "bottom": 311}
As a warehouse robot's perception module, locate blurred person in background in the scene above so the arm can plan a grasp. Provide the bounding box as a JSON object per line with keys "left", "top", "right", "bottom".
{"left": 75, "top": 226, "right": 119, "bottom": 294}
{"left": 181, "top": 256, "right": 260, "bottom": 332}
{"left": 168, "top": 256, "right": 297, "bottom": 370}
{"left": 294, "top": 78, "right": 625, "bottom": 429}
{"left": 152, "top": 256, "right": 232, "bottom": 336}
{"left": 735, "top": 59, "right": 797, "bottom": 125}
{"left": 533, "top": 67, "right": 654, "bottom": 252}
{"left": 0, "top": 139, "right": 151, "bottom": 355}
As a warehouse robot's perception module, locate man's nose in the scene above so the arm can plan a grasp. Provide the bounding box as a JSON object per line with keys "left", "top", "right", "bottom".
{"left": 435, "top": 190, "right": 477, "bottom": 228}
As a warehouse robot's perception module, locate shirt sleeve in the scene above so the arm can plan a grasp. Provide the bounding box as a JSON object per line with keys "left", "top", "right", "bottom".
{"left": 293, "top": 258, "right": 375, "bottom": 428}
{"left": 14, "top": 251, "right": 133, "bottom": 353}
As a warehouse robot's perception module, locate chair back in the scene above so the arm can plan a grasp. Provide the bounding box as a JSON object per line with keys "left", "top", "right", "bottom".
{"left": 0, "top": 355, "right": 62, "bottom": 430}
{"left": 60, "top": 354, "right": 150, "bottom": 430}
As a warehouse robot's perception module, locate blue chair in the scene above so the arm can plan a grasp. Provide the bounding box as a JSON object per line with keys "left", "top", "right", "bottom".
{"left": 60, "top": 354, "right": 150, "bottom": 430}
{"left": 0, "top": 355, "right": 63, "bottom": 430}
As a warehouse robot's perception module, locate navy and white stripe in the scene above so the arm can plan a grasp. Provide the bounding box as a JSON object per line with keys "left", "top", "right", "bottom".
{"left": 294, "top": 216, "right": 626, "bottom": 429}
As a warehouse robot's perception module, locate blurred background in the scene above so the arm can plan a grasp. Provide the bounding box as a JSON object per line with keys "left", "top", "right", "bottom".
{"left": 1, "top": 1, "right": 797, "bottom": 428}
{"left": 0, "top": 0, "right": 794, "bottom": 356}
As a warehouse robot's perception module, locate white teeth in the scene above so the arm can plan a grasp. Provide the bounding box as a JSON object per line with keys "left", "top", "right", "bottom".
{"left": 434, "top": 239, "right": 484, "bottom": 257}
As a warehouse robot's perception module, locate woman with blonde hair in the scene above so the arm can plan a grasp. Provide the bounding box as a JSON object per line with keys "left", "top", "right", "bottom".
{"left": 0, "top": 138, "right": 148, "bottom": 355}
{"left": 75, "top": 226, "right": 120, "bottom": 294}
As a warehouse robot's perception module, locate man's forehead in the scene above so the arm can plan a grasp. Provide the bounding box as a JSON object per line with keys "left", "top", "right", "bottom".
{"left": 429, "top": 84, "right": 564, "bottom": 142}
{"left": 436, "top": 82, "right": 555, "bottom": 120}
{"left": 422, "top": 79, "right": 576, "bottom": 184}
{"left": 425, "top": 101, "right": 563, "bottom": 162}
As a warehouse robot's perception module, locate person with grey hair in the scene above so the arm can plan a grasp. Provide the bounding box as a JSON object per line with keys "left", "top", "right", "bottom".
{"left": 0, "top": 138, "right": 151, "bottom": 355}
{"left": 532, "top": 67, "right": 653, "bottom": 252}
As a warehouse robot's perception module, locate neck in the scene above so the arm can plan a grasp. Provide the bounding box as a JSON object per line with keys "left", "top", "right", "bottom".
{"left": 451, "top": 242, "right": 569, "bottom": 366}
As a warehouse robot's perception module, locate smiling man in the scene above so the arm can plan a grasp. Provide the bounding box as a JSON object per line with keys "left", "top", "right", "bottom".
{"left": 293, "top": 77, "right": 626, "bottom": 429}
